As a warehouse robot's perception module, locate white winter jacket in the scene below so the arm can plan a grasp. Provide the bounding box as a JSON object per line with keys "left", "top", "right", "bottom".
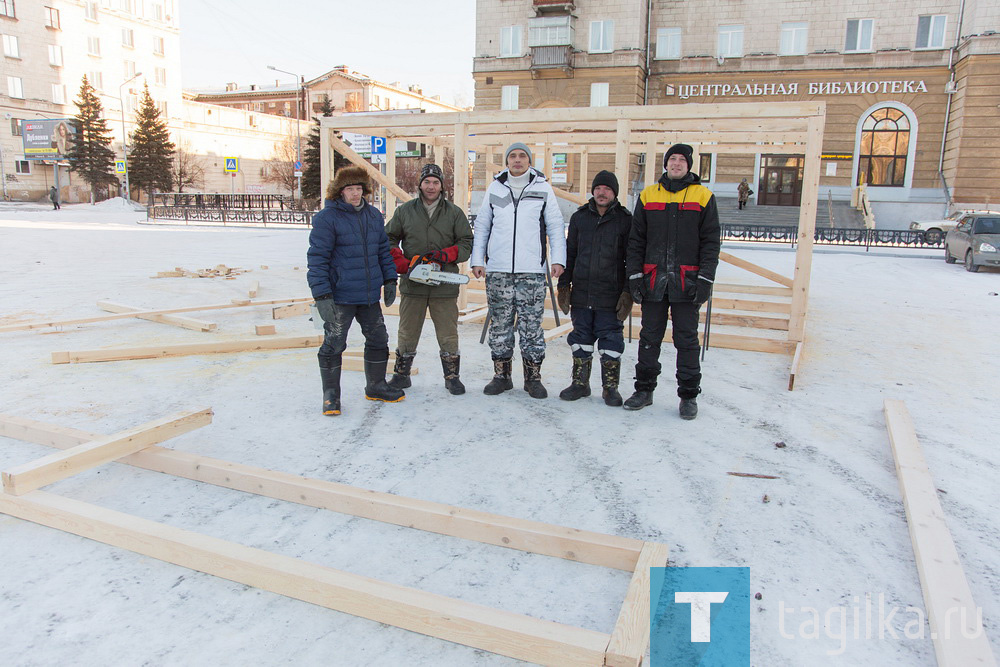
{"left": 471, "top": 168, "right": 567, "bottom": 274}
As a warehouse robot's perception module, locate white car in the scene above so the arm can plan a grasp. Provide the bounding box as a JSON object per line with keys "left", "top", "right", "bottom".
{"left": 910, "top": 210, "right": 1000, "bottom": 244}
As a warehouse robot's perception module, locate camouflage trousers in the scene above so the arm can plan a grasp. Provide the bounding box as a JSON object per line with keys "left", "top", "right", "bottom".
{"left": 485, "top": 272, "right": 547, "bottom": 363}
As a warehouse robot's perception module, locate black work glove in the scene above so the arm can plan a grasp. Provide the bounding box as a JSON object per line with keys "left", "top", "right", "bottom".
{"left": 694, "top": 279, "right": 713, "bottom": 306}
{"left": 314, "top": 294, "right": 337, "bottom": 323}
{"left": 383, "top": 280, "right": 397, "bottom": 307}
{"left": 615, "top": 292, "right": 633, "bottom": 321}
{"left": 628, "top": 274, "right": 644, "bottom": 304}
{"left": 556, "top": 285, "right": 571, "bottom": 315}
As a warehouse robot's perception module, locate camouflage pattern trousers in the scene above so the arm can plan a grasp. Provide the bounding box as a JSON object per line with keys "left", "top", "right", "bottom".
{"left": 485, "top": 272, "right": 547, "bottom": 363}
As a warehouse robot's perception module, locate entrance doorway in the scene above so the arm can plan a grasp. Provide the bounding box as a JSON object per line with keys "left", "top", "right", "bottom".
{"left": 758, "top": 156, "right": 803, "bottom": 206}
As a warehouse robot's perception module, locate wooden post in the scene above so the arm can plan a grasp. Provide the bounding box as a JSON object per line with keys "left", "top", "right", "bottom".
{"left": 614, "top": 120, "right": 630, "bottom": 202}
{"left": 578, "top": 148, "right": 589, "bottom": 196}
{"left": 644, "top": 140, "right": 657, "bottom": 189}
{"left": 320, "top": 127, "right": 331, "bottom": 196}
{"left": 788, "top": 114, "right": 824, "bottom": 342}
{"left": 541, "top": 144, "right": 551, "bottom": 180}
{"left": 385, "top": 136, "right": 398, "bottom": 219}
{"left": 453, "top": 123, "right": 468, "bottom": 214}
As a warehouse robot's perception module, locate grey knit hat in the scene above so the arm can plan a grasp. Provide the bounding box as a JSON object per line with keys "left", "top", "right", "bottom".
{"left": 504, "top": 142, "right": 533, "bottom": 165}
{"left": 419, "top": 163, "right": 444, "bottom": 186}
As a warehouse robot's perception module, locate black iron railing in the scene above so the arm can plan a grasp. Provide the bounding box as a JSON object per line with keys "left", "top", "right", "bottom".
{"left": 721, "top": 224, "right": 944, "bottom": 249}
{"left": 152, "top": 193, "right": 299, "bottom": 210}
{"left": 148, "top": 206, "right": 312, "bottom": 225}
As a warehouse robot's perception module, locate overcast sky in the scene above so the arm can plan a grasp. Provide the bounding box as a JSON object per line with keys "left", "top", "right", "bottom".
{"left": 179, "top": 0, "right": 476, "bottom": 107}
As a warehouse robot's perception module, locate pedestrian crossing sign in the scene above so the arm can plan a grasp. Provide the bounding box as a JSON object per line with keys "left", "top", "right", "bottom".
{"left": 224, "top": 157, "right": 239, "bottom": 173}
{"left": 114, "top": 160, "right": 126, "bottom": 174}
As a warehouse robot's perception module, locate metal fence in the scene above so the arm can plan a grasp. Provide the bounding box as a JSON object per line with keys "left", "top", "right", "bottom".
{"left": 148, "top": 206, "right": 312, "bottom": 226}
{"left": 151, "top": 193, "right": 299, "bottom": 210}
{"left": 721, "top": 224, "right": 945, "bottom": 249}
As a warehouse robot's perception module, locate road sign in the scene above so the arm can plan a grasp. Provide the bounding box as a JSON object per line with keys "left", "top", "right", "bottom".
{"left": 294, "top": 171, "right": 303, "bottom": 178}
{"left": 224, "top": 157, "right": 239, "bottom": 173}
{"left": 371, "top": 137, "right": 387, "bottom": 155}
{"left": 114, "top": 160, "right": 127, "bottom": 174}
{"left": 294, "top": 160, "right": 302, "bottom": 171}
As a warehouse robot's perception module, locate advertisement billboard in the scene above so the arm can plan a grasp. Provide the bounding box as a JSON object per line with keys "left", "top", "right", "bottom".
{"left": 22, "top": 119, "right": 76, "bottom": 161}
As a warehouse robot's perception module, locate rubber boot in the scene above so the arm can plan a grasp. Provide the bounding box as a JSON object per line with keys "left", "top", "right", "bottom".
{"left": 319, "top": 355, "right": 342, "bottom": 416}
{"left": 600, "top": 357, "right": 623, "bottom": 407}
{"left": 483, "top": 358, "right": 513, "bottom": 395}
{"left": 623, "top": 366, "right": 657, "bottom": 411}
{"left": 387, "top": 350, "right": 414, "bottom": 390}
{"left": 441, "top": 353, "right": 466, "bottom": 395}
{"left": 364, "top": 349, "right": 405, "bottom": 403}
{"left": 559, "top": 356, "right": 592, "bottom": 401}
{"left": 678, "top": 386, "right": 701, "bottom": 420}
{"left": 522, "top": 358, "right": 548, "bottom": 399}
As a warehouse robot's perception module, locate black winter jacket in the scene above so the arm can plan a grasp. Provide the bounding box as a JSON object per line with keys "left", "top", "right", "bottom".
{"left": 558, "top": 198, "right": 632, "bottom": 311}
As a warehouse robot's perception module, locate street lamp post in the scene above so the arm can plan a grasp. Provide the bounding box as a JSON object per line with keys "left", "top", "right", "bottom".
{"left": 119, "top": 72, "right": 142, "bottom": 201}
{"left": 267, "top": 65, "right": 303, "bottom": 202}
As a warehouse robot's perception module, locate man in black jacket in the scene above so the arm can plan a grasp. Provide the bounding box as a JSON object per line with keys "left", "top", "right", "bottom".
{"left": 624, "top": 144, "right": 721, "bottom": 420}
{"left": 556, "top": 170, "right": 633, "bottom": 406}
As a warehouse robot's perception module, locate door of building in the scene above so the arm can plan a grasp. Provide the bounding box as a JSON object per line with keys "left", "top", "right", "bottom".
{"left": 758, "top": 156, "right": 803, "bottom": 206}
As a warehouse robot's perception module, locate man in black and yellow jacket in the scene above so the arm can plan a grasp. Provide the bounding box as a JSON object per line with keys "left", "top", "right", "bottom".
{"left": 624, "top": 143, "right": 721, "bottom": 420}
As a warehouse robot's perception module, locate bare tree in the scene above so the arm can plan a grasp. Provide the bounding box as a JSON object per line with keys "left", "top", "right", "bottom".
{"left": 262, "top": 134, "right": 298, "bottom": 195}
{"left": 395, "top": 148, "right": 456, "bottom": 200}
{"left": 171, "top": 143, "right": 206, "bottom": 192}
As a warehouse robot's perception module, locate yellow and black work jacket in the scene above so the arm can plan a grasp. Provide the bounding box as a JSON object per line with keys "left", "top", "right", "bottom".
{"left": 626, "top": 172, "right": 721, "bottom": 303}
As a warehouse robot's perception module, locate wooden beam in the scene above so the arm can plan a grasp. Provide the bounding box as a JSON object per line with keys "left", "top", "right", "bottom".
{"left": 0, "top": 298, "right": 314, "bottom": 333}
{"left": 663, "top": 330, "right": 795, "bottom": 354}
{"left": 255, "top": 324, "right": 276, "bottom": 336}
{"left": 320, "top": 127, "right": 332, "bottom": 199}
{"left": 605, "top": 542, "right": 670, "bottom": 667}
{"left": 882, "top": 400, "right": 996, "bottom": 667}
{"left": 788, "top": 113, "right": 824, "bottom": 341}
{"left": 453, "top": 122, "right": 469, "bottom": 213}
{"left": 328, "top": 133, "right": 412, "bottom": 203}
{"left": 788, "top": 340, "right": 804, "bottom": 391}
{"left": 96, "top": 301, "right": 218, "bottom": 333}
{"left": 712, "top": 283, "right": 793, "bottom": 297}
{"left": 1, "top": 409, "right": 212, "bottom": 495}
{"left": 273, "top": 302, "right": 312, "bottom": 319}
{"left": 248, "top": 281, "right": 259, "bottom": 299}
{"left": 457, "top": 307, "right": 490, "bottom": 324}
{"left": 385, "top": 135, "right": 398, "bottom": 219}
{"left": 51, "top": 336, "right": 325, "bottom": 364}
{"left": 614, "top": 119, "right": 630, "bottom": 202}
{"left": 644, "top": 140, "right": 657, "bottom": 190}
{"left": 0, "top": 415, "right": 646, "bottom": 571}
{"left": 0, "top": 490, "right": 612, "bottom": 666}
{"left": 719, "top": 251, "right": 794, "bottom": 288}
{"left": 578, "top": 148, "right": 589, "bottom": 196}
{"left": 710, "top": 298, "right": 791, "bottom": 314}
{"left": 543, "top": 322, "right": 573, "bottom": 341}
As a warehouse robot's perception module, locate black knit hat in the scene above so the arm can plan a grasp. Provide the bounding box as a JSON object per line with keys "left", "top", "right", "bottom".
{"left": 591, "top": 170, "right": 619, "bottom": 198}
{"left": 419, "top": 163, "right": 444, "bottom": 186}
{"left": 663, "top": 143, "right": 694, "bottom": 170}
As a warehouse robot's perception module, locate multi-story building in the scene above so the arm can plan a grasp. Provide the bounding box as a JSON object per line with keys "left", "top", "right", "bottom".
{"left": 474, "top": 0, "right": 1000, "bottom": 225}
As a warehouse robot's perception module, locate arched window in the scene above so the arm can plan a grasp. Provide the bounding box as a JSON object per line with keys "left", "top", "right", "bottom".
{"left": 857, "top": 107, "right": 910, "bottom": 186}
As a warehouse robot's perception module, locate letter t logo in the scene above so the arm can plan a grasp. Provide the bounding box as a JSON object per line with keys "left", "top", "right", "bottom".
{"left": 674, "top": 591, "right": 729, "bottom": 642}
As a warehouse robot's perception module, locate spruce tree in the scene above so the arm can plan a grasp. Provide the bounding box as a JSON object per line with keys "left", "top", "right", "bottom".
{"left": 129, "top": 83, "right": 175, "bottom": 200}
{"left": 302, "top": 94, "right": 349, "bottom": 202}
{"left": 68, "top": 75, "right": 118, "bottom": 202}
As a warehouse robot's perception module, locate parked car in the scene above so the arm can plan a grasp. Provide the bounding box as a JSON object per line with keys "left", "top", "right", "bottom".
{"left": 944, "top": 213, "right": 1000, "bottom": 272}
{"left": 910, "top": 210, "right": 970, "bottom": 244}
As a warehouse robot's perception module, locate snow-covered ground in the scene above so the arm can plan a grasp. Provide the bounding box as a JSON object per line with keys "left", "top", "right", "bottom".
{"left": 0, "top": 204, "right": 997, "bottom": 666}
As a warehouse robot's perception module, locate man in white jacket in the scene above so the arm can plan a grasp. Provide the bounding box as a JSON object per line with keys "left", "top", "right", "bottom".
{"left": 471, "top": 143, "right": 566, "bottom": 399}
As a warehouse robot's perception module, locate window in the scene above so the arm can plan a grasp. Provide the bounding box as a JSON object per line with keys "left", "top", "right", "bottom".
{"left": 121, "top": 28, "right": 134, "bottom": 47}
{"left": 154, "top": 67, "right": 166, "bottom": 85}
{"left": 49, "top": 44, "right": 64, "bottom": 66}
{"left": 87, "top": 36, "right": 101, "bottom": 56}
{"left": 780, "top": 22, "right": 808, "bottom": 55}
{"left": 88, "top": 71, "right": 103, "bottom": 90}
{"left": 124, "top": 59, "right": 136, "bottom": 78}
{"left": 718, "top": 24, "right": 744, "bottom": 58}
{"left": 845, "top": 19, "right": 873, "bottom": 52}
{"left": 116, "top": 0, "right": 131, "bottom": 12}
{"left": 2, "top": 33, "right": 17, "bottom": 58}
{"left": 590, "top": 82, "right": 609, "bottom": 107}
{"left": 857, "top": 107, "right": 911, "bottom": 187}
{"left": 152, "top": 2, "right": 163, "bottom": 20}
{"left": 52, "top": 83, "right": 66, "bottom": 104}
{"left": 655, "top": 27, "right": 681, "bottom": 60}
{"left": 916, "top": 15, "right": 946, "bottom": 49}
{"left": 15, "top": 159, "right": 31, "bottom": 174}
{"left": 500, "top": 26, "right": 522, "bottom": 57}
{"left": 10, "top": 117, "right": 22, "bottom": 136}
{"left": 500, "top": 85, "right": 519, "bottom": 110}
{"left": 590, "top": 20, "right": 614, "bottom": 53}
{"left": 153, "top": 35, "right": 164, "bottom": 55}
{"left": 85, "top": 1, "right": 98, "bottom": 20}
{"left": 699, "top": 154, "right": 713, "bottom": 182}
{"left": 7, "top": 75, "right": 22, "bottom": 98}
{"left": 126, "top": 93, "right": 137, "bottom": 113}
{"left": 45, "top": 6, "right": 60, "bottom": 28}
{"left": 0, "top": 1, "right": 14, "bottom": 19}
{"left": 527, "top": 15, "right": 572, "bottom": 47}
{"left": 156, "top": 100, "right": 167, "bottom": 116}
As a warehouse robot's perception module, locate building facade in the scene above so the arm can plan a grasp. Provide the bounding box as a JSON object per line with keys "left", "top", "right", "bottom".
{"left": 474, "top": 0, "right": 1000, "bottom": 226}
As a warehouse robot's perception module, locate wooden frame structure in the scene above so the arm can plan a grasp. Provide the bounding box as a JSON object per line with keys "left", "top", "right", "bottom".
{"left": 320, "top": 103, "right": 826, "bottom": 387}
{"left": 0, "top": 412, "right": 668, "bottom": 665}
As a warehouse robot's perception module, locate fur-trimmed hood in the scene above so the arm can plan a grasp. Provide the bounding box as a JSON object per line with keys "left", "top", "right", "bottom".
{"left": 326, "top": 165, "right": 372, "bottom": 201}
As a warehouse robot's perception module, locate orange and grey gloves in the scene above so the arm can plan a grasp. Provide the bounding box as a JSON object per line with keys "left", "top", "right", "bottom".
{"left": 694, "top": 277, "right": 713, "bottom": 306}
{"left": 314, "top": 294, "right": 337, "bottom": 323}
{"left": 557, "top": 286, "right": 571, "bottom": 314}
{"left": 390, "top": 247, "right": 410, "bottom": 275}
{"left": 383, "top": 281, "right": 397, "bottom": 307}
{"left": 391, "top": 246, "right": 460, "bottom": 276}
{"left": 616, "top": 292, "right": 633, "bottom": 321}
{"left": 422, "top": 246, "right": 459, "bottom": 265}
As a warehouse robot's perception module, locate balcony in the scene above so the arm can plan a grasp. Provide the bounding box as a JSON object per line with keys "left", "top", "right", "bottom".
{"left": 533, "top": 0, "right": 574, "bottom": 13}
{"left": 530, "top": 45, "right": 573, "bottom": 78}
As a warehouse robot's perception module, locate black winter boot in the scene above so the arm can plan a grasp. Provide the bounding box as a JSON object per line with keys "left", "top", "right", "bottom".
{"left": 364, "top": 349, "right": 405, "bottom": 403}
{"left": 440, "top": 353, "right": 465, "bottom": 395}
{"left": 483, "top": 358, "right": 513, "bottom": 395}
{"left": 522, "top": 358, "right": 547, "bottom": 399}
{"left": 623, "top": 367, "right": 657, "bottom": 411}
{"left": 387, "top": 350, "right": 414, "bottom": 389}
{"left": 559, "top": 357, "right": 592, "bottom": 401}
{"left": 600, "top": 357, "right": 623, "bottom": 407}
{"left": 319, "top": 355, "right": 342, "bottom": 416}
{"left": 678, "top": 386, "right": 701, "bottom": 420}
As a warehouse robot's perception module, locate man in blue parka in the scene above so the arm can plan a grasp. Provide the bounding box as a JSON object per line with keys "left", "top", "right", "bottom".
{"left": 307, "top": 165, "right": 403, "bottom": 415}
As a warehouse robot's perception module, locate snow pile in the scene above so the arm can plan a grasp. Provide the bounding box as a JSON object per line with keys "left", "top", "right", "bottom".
{"left": 90, "top": 196, "right": 147, "bottom": 211}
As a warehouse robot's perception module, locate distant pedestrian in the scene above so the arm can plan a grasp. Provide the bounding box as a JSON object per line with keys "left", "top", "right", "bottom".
{"left": 737, "top": 178, "right": 752, "bottom": 210}
{"left": 49, "top": 186, "right": 61, "bottom": 210}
